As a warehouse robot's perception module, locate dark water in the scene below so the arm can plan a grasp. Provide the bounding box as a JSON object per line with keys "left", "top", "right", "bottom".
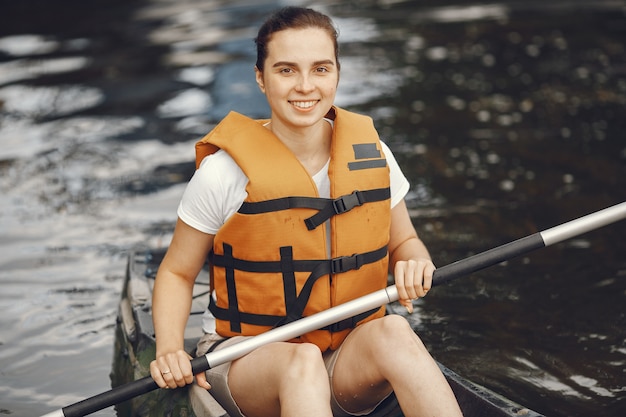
{"left": 1, "top": 1, "right": 625, "bottom": 416}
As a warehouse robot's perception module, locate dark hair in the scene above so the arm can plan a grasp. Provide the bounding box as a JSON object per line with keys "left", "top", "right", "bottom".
{"left": 255, "top": 7, "right": 340, "bottom": 72}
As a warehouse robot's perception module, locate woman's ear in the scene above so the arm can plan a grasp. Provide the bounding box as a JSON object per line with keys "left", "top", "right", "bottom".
{"left": 254, "top": 66, "right": 265, "bottom": 93}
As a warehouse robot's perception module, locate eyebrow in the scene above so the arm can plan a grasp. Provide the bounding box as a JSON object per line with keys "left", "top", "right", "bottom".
{"left": 272, "top": 59, "right": 335, "bottom": 68}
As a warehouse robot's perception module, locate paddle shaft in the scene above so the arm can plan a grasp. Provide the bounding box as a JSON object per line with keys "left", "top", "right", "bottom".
{"left": 432, "top": 201, "right": 626, "bottom": 286}
{"left": 41, "top": 202, "right": 626, "bottom": 417}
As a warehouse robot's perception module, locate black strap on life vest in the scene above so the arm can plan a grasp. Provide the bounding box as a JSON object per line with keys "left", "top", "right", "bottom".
{"left": 208, "top": 244, "right": 388, "bottom": 333}
{"left": 320, "top": 307, "right": 382, "bottom": 332}
{"left": 237, "top": 187, "right": 391, "bottom": 230}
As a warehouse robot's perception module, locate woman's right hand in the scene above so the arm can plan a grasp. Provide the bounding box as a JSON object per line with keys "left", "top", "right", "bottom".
{"left": 150, "top": 349, "right": 211, "bottom": 390}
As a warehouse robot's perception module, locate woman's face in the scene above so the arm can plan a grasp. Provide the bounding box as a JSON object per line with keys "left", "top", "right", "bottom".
{"left": 255, "top": 27, "right": 339, "bottom": 132}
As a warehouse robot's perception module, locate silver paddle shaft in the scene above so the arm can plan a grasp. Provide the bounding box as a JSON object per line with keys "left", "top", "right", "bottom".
{"left": 541, "top": 201, "right": 626, "bottom": 246}
{"left": 204, "top": 286, "right": 399, "bottom": 367}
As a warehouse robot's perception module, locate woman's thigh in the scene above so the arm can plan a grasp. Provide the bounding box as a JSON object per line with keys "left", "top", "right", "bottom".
{"left": 228, "top": 341, "right": 331, "bottom": 417}
{"left": 330, "top": 319, "right": 396, "bottom": 413}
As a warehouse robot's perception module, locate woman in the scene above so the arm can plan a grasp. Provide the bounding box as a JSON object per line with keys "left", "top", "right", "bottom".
{"left": 150, "top": 6, "right": 462, "bottom": 417}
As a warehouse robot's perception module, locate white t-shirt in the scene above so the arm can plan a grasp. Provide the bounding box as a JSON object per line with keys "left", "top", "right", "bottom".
{"left": 178, "top": 140, "right": 410, "bottom": 234}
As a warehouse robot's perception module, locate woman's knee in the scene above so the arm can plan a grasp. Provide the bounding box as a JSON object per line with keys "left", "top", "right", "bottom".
{"left": 367, "top": 315, "right": 426, "bottom": 352}
{"left": 282, "top": 343, "right": 327, "bottom": 382}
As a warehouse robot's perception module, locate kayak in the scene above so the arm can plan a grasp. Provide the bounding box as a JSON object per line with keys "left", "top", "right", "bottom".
{"left": 111, "top": 246, "right": 545, "bottom": 417}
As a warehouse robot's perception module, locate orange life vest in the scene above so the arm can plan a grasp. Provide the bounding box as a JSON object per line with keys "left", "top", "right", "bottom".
{"left": 195, "top": 106, "right": 391, "bottom": 351}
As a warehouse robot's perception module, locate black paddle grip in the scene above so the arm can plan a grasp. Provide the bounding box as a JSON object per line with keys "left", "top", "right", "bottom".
{"left": 62, "top": 376, "right": 157, "bottom": 417}
{"left": 191, "top": 354, "right": 210, "bottom": 374}
{"left": 62, "top": 356, "right": 210, "bottom": 417}
{"left": 433, "top": 233, "right": 545, "bottom": 286}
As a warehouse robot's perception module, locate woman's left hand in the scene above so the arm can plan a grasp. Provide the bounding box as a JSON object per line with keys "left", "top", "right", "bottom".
{"left": 394, "top": 258, "right": 436, "bottom": 313}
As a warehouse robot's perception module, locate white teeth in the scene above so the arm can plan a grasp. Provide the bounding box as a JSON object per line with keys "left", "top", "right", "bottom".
{"left": 291, "top": 101, "right": 317, "bottom": 109}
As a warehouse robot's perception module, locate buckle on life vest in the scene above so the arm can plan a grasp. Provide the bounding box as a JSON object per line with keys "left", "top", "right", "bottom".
{"left": 331, "top": 253, "right": 364, "bottom": 274}
{"left": 332, "top": 190, "right": 364, "bottom": 214}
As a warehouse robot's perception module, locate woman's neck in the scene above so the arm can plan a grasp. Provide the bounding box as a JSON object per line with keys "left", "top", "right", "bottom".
{"left": 266, "top": 119, "right": 332, "bottom": 176}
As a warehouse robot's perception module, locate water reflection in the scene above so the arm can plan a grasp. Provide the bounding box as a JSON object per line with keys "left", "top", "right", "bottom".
{"left": 0, "top": 84, "right": 103, "bottom": 117}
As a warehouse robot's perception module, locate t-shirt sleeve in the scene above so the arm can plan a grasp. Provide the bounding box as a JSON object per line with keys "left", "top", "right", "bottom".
{"left": 380, "top": 141, "right": 410, "bottom": 208}
{"left": 177, "top": 151, "right": 248, "bottom": 234}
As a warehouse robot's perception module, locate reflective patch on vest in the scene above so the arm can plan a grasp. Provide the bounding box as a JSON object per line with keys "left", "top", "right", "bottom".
{"left": 349, "top": 143, "right": 387, "bottom": 171}
{"left": 353, "top": 143, "right": 381, "bottom": 159}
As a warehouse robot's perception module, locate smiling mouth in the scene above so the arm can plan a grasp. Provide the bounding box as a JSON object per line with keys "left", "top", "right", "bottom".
{"left": 289, "top": 100, "right": 319, "bottom": 109}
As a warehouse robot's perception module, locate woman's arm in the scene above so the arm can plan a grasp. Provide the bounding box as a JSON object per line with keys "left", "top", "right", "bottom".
{"left": 388, "top": 200, "right": 435, "bottom": 313}
{"left": 150, "top": 218, "right": 214, "bottom": 389}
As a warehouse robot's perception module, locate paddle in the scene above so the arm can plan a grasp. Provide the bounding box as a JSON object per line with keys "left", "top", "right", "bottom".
{"left": 41, "top": 202, "right": 626, "bottom": 417}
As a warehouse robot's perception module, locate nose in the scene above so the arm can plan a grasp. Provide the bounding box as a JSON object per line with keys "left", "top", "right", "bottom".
{"left": 296, "top": 73, "right": 314, "bottom": 93}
